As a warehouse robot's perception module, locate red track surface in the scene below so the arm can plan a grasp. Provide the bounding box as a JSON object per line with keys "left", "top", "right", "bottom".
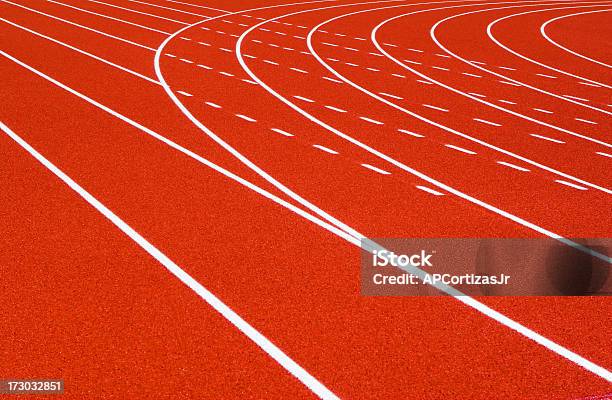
{"left": 0, "top": 0, "right": 610, "bottom": 398}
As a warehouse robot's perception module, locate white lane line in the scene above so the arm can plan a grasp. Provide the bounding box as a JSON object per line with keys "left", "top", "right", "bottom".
{"left": 497, "top": 161, "right": 530, "bottom": 172}
{"left": 435, "top": 53, "right": 450, "bottom": 58}
{"left": 407, "top": 48, "right": 423, "bottom": 52}
{"left": 595, "top": 151, "right": 612, "bottom": 158}
{"left": 344, "top": 47, "right": 359, "bottom": 52}
{"left": 242, "top": 79, "right": 258, "bottom": 85}
{"left": 398, "top": 129, "right": 424, "bottom": 138}
{"left": 422, "top": 104, "right": 448, "bottom": 112}
{"left": 379, "top": 92, "right": 403, "bottom": 100}
{"left": 578, "top": 82, "right": 602, "bottom": 88}
{"left": 536, "top": 73, "right": 557, "bottom": 79}
{"left": 236, "top": 114, "right": 256, "bottom": 122}
{"left": 530, "top": 134, "right": 565, "bottom": 144}
{"left": 359, "top": 116, "right": 384, "bottom": 125}
{"left": 366, "top": 67, "right": 380, "bottom": 72}
{"left": 499, "top": 80, "right": 521, "bottom": 86}
{"left": 127, "top": 0, "right": 210, "bottom": 17}
{"left": 271, "top": 128, "right": 294, "bottom": 137}
{"left": 176, "top": 90, "right": 193, "bottom": 96}
{"left": 470, "top": 60, "right": 486, "bottom": 65}
{"left": 165, "top": 53, "right": 176, "bottom": 57}
{"left": 555, "top": 180, "right": 588, "bottom": 191}
{"left": 312, "top": 144, "right": 339, "bottom": 154}
{"left": 180, "top": 58, "right": 194, "bottom": 63}
{"left": 369, "top": 52, "right": 384, "bottom": 57}
{"left": 468, "top": 92, "right": 486, "bottom": 98}
{"left": 498, "top": 99, "right": 516, "bottom": 105}
{"left": 219, "top": 71, "right": 234, "bottom": 77}
{"left": 220, "top": 48, "right": 233, "bottom": 53}
{"left": 243, "top": 54, "right": 257, "bottom": 59}
{"left": 403, "top": 59, "right": 422, "bottom": 65}
{"left": 473, "top": 118, "right": 501, "bottom": 127}
{"left": 432, "top": 66, "right": 450, "bottom": 71}
{"left": 179, "top": 36, "right": 191, "bottom": 40}
{"left": 293, "top": 95, "right": 315, "bottom": 103}
{"left": 445, "top": 144, "right": 476, "bottom": 155}
{"left": 322, "top": 76, "right": 343, "bottom": 84}
{"left": 563, "top": 95, "right": 589, "bottom": 102}
{"left": 345, "top": 62, "right": 359, "bottom": 67}
{"left": 1, "top": 42, "right": 353, "bottom": 397}
{"left": 198, "top": 41, "right": 211, "bottom": 46}
{"left": 205, "top": 101, "right": 221, "bottom": 108}
{"left": 575, "top": 118, "right": 597, "bottom": 125}
{"left": 321, "top": 41, "right": 339, "bottom": 47}
{"left": 498, "top": 66, "right": 516, "bottom": 71}
{"left": 383, "top": 42, "right": 398, "bottom": 47}
{"left": 325, "top": 105, "right": 347, "bottom": 113}
{"left": 416, "top": 185, "right": 444, "bottom": 196}
{"left": 462, "top": 72, "right": 482, "bottom": 78}
{"left": 391, "top": 73, "right": 406, "bottom": 78}
{"left": 263, "top": 59, "right": 279, "bottom": 65}
{"left": 533, "top": 108, "right": 553, "bottom": 114}
{"left": 361, "top": 163, "right": 391, "bottom": 175}
{"left": 290, "top": 67, "right": 309, "bottom": 73}
{"left": 416, "top": 79, "right": 433, "bottom": 85}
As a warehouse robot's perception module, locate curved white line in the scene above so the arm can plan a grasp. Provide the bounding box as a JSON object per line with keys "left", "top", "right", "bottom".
{"left": 302, "top": 1, "right": 612, "bottom": 193}
{"left": 370, "top": 1, "right": 612, "bottom": 148}
{"left": 232, "top": 3, "right": 612, "bottom": 384}
{"left": 149, "top": 0, "right": 612, "bottom": 383}
{"left": 487, "top": 5, "right": 612, "bottom": 87}
{"left": 541, "top": 9, "right": 612, "bottom": 68}
{"left": 429, "top": 2, "right": 612, "bottom": 115}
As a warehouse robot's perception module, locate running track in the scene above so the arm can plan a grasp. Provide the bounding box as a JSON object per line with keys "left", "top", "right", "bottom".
{"left": 0, "top": 0, "right": 610, "bottom": 398}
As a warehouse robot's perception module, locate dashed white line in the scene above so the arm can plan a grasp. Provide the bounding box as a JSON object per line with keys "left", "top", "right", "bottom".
{"left": 498, "top": 66, "right": 516, "bottom": 71}
{"left": 236, "top": 114, "right": 256, "bottom": 122}
{"left": 293, "top": 95, "right": 315, "bottom": 103}
{"left": 423, "top": 104, "right": 448, "bottom": 112}
{"left": 468, "top": 92, "right": 486, "bottom": 98}
{"left": 498, "top": 99, "right": 516, "bottom": 105}
{"left": 445, "top": 144, "right": 476, "bottom": 154}
{"left": 271, "top": 128, "right": 294, "bottom": 137}
{"left": 555, "top": 180, "right": 587, "bottom": 191}
{"left": 530, "top": 134, "right": 565, "bottom": 144}
{"left": 219, "top": 71, "right": 234, "bottom": 77}
{"left": 432, "top": 66, "right": 450, "bottom": 71}
{"left": 220, "top": 48, "right": 233, "bottom": 53}
{"left": 417, "top": 79, "right": 434, "bottom": 85}
{"left": 536, "top": 73, "right": 557, "bottom": 79}
{"left": 407, "top": 48, "right": 423, "bottom": 53}
{"left": 416, "top": 185, "right": 444, "bottom": 196}
{"left": 325, "top": 105, "right": 347, "bottom": 113}
{"left": 462, "top": 72, "right": 482, "bottom": 78}
{"left": 499, "top": 80, "right": 521, "bottom": 86}
{"left": 197, "top": 64, "right": 212, "bottom": 70}
{"left": 578, "top": 82, "right": 601, "bottom": 88}
{"left": 176, "top": 90, "right": 192, "bottom": 97}
{"left": 359, "top": 116, "right": 384, "bottom": 125}
{"left": 290, "top": 67, "right": 308, "bottom": 73}
{"left": 322, "top": 76, "right": 343, "bottom": 84}
{"left": 533, "top": 108, "right": 553, "bottom": 114}
{"left": 403, "top": 59, "right": 422, "bottom": 65}
{"left": 575, "top": 118, "right": 597, "bottom": 125}
{"left": 313, "top": 144, "right": 339, "bottom": 154}
{"left": 473, "top": 118, "right": 501, "bottom": 127}
{"left": 205, "top": 101, "right": 222, "bottom": 108}
{"left": 563, "top": 95, "right": 589, "bottom": 102}
{"left": 263, "top": 59, "right": 279, "bottom": 65}
{"left": 398, "top": 129, "right": 424, "bottom": 138}
{"left": 497, "top": 161, "right": 530, "bottom": 172}
{"left": 361, "top": 163, "right": 391, "bottom": 175}
{"left": 595, "top": 151, "right": 612, "bottom": 158}
{"left": 379, "top": 92, "right": 403, "bottom": 100}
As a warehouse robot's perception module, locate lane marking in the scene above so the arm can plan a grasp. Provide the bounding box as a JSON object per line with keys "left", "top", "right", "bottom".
{"left": 555, "top": 180, "right": 588, "bottom": 191}
{"left": 498, "top": 99, "right": 516, "bottom": 105}
{"left": 536, "top": 73, "right": 557, "bottom": 79}
{"left": 313, "top": 144, "right": 339, "bottom": 154}
{"left": 325, "top": 105, "right": 347, "bottom": 113}
{"left": 235, "top": 114, "right": 256, "bottom": 122}
{"left": 322, "top": 76, "right": 343, "bottom": 83}
{"left": 205, "top": 101, "right": 222, "bottom": 108}
{"left": 361, "top": 163, "right": 391, "bottom": 175}
{"left": 445, "top": 144, "right": 476, "bottom": 155}
{"left": 398, "top": 129, "right": 424, "bottom": 138}
{"left": 294, "top": 95, "right": 315, "bottom": 103}
{"left": 271, "top": 128, "right": 294, "bottom": 137}
{"left": 416, "top": 185, "right": 444, "bottom": 196}
{"left": 379, "top": 92, "right": 403, "bottom": 100}
{"left": 595, "top": 151, "right": 612, "bottom": 159}
{"left": 290, "top": 67, "right": 309, "bottom": 73}
{"left": 422, "top": 104, "right": 448, "bottom": 112}
{"left": 575, "top": 118, "right": 597, "bottom": 125}
{"left": 359, "top": 116, "right": 384, "bottom": 125}
{"left": 462, "top": 72, "right": 482, "bottom": 77}
{"left": 530, "top": 134, "right": 565, "bottom": 144}
{"left": 497, "top": 161, "right": 530, "bottom": 172}
{"left": 176, "top": 90, "right": 193, "bottom": 96}
{"left": 533, "top": 108, "right": 553, "bottom": 114}
{"left": 473, "top": 118, "right": 501, "bottom": 127}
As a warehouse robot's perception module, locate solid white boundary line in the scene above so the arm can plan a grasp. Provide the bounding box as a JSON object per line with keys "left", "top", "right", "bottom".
{"left": 541, "top": 9, "right": 612, "bottom": 68}
{"left": 0, "top": 119, "right": 340, "bottom": 400}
